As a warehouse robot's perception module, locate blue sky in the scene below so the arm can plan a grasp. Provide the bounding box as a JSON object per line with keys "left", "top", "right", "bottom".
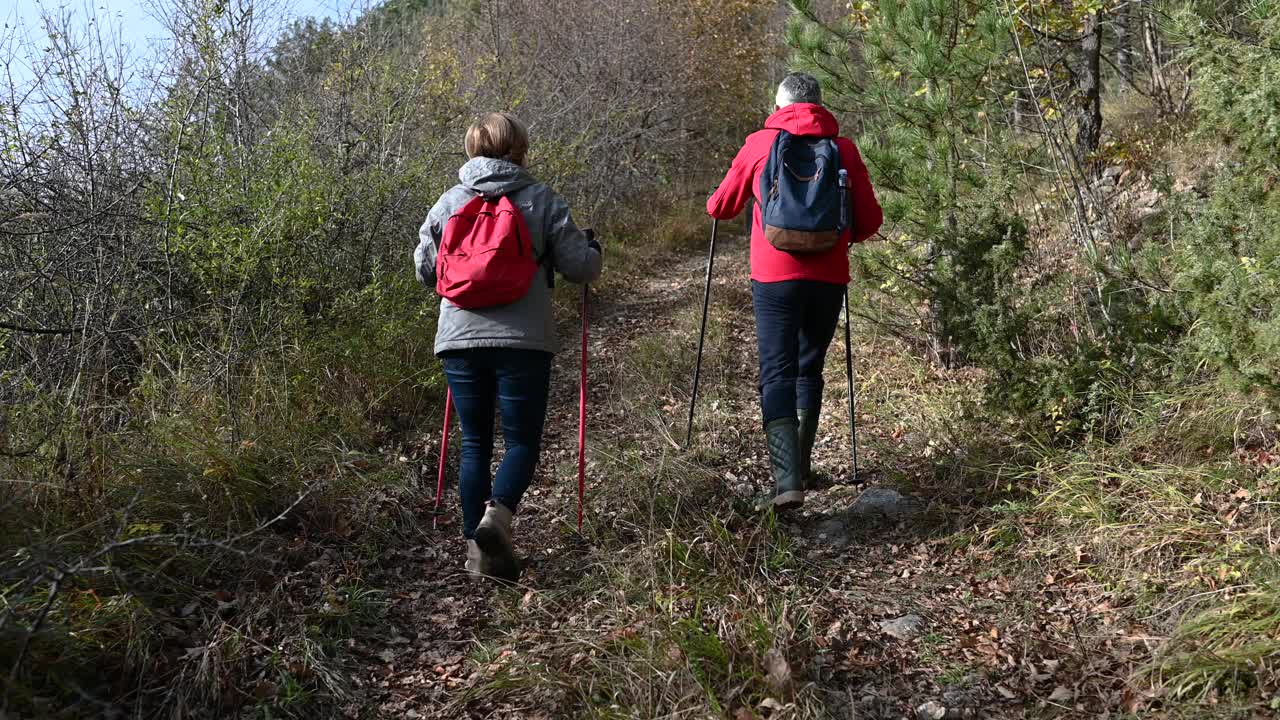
{"left": 4, "top": 0, "right": 357, "bottom": 83}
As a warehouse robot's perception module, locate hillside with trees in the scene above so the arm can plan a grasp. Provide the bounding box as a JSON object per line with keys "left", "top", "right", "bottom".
{"left": 2, "top": 0, "right": 1278, "bottom": 718}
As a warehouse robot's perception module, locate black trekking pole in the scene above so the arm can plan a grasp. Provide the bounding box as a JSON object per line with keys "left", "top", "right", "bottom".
{"left": 844, "top": 288, "right": 859, "bottom": 484}
{"left": 685, "top": 218, "right": 718, "bottom": 448}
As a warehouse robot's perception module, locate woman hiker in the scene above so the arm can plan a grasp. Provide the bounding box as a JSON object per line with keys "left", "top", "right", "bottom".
{"left": 415, "top": 112, "right": 603, "bottom": 580}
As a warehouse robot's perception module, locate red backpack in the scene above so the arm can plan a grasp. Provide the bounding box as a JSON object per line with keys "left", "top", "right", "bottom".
{"left": 436, "top": 194, "right": 538, "bottom": 309}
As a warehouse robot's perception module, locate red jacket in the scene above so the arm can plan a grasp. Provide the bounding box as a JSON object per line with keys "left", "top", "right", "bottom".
{"left": 707, "top": 104, "right": 883, "bottom": 284}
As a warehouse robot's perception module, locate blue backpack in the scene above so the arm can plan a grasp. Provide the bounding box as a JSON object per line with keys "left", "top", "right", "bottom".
{"left": 759, "top": 130, "right": 849, "bottom": 253}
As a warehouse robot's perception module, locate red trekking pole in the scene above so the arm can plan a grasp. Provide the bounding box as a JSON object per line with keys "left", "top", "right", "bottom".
{"left": 433, "top": 388, "right": 453, "bottom": 530}
{"left": 577, "top": 284, "right": 589, "bottom": 532}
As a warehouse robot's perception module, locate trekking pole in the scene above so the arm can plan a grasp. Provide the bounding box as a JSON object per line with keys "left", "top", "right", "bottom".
{"left": 433, "top": 388, "right": 453, "bottom": 530}
{"left": 577, "top": 283, "right": 589, "bottom": 533}
{"left": 685, "top": 218, "right": 718, "bottom": 448}
{"left": 843, "top": 289, "right": 859, "bottom": 485}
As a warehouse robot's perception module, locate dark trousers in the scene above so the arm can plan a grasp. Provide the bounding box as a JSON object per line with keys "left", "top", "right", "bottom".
{"left": 440, "top": 348, "right": 553, "bottom": 538}
{"left": 751, "top": 280, "right": 846, "bottom": 426}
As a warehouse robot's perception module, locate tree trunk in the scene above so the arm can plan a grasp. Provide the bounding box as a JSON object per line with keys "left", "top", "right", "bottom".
{"left": 1076, "top": 11, "right": 1104, "bottom": 159}
{"left": 924, "top": 78, "right": 951, "bottom": 369}
{"left": 1115, "top": 0, "right": 1131, "bottom": 87}
{"left": 1143, "top": 1, "right": 1173, "bottom": 113}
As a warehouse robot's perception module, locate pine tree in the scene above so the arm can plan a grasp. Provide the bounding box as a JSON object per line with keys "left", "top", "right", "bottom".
{"left": 786, "top": 0, "right": 1016, "bottom": 365}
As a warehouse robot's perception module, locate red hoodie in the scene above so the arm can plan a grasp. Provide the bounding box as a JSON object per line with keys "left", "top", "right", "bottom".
{"left": 707, "top": 104, "right": 883, "bottom": 284}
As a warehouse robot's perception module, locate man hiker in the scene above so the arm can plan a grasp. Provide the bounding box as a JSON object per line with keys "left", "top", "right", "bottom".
{"left": 706, "top": 72, "right": 883, "bottom": 510}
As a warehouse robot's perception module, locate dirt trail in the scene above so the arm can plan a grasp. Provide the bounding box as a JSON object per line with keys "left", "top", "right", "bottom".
{"left": 343, "top": 242, "right": 1131, "bottom": 719}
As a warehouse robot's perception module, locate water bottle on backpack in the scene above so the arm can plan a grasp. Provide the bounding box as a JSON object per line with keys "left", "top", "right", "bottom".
{"left": 839, "top": 168, "right": 850, "bottom": 233}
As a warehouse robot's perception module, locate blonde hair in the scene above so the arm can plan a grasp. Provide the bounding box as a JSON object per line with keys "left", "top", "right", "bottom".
{"left": 464, "top": 112, "right": 530, "bottom": 166}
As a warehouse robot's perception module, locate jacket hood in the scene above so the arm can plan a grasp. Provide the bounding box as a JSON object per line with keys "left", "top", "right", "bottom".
{"left": 459, "top": 156, "right": 536, "bottom": 197}
{"left": 764, "top": 103, "right": 840, "bottom": 137}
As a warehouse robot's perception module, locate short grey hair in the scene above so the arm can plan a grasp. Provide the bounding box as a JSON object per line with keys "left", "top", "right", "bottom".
{"left": 776, "top": 72, "right": 823, "bottom": 108}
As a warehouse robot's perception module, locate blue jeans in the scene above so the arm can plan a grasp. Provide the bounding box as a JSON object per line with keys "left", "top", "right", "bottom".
{"left": 751, "top": 280, "right": 846, "bottom": 426}
{"left": 440, "top": 348, "right": 553, "bottom": 539}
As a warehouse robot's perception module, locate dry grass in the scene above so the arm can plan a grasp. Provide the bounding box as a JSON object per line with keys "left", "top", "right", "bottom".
{"left": 442, "top": 444, "right": 831, "bottom": 719}
{"left": 969, "top": 381, "right": 1280, "bottom": 715}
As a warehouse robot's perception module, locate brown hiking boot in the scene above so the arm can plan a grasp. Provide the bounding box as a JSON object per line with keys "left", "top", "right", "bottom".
{"left": 474, "top": 501, "right": 519, "bottom": 581}
{"left": 464, "top": 539, "right": 488, "bottom": 579}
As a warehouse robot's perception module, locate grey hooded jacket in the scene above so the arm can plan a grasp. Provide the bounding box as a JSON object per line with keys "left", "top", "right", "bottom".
{"left": 415, "top": 157, "right": 603, "bottom": 355}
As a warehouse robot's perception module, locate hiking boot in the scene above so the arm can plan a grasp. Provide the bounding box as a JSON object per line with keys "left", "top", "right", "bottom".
{"left": 464, "top": 539, "right": 488, "bottom": 578}
{"left": 797, "top": 404, "right": 821, "bottom": 489}
{"left": 764, "top": 418, "right": 804, "bottom": 510}
{"left": 474, "top": 501, "right": 520, "bottom": 581}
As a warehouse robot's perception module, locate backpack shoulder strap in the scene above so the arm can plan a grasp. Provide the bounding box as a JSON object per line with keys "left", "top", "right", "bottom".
{"left": 440, "top": 195, "right": 487, "bottom": 255}
{"left": 761, "top": 129, "right": 791, "bottom": 203}
{"left": 447, "top": 193, "right": 487, "bottom": 221}
{"left": 823, "top": 136, "right": 841, "bottom": 162}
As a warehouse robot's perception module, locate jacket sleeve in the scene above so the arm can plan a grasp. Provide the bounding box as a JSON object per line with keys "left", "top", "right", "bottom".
{"left": 544, "top": 189, "right": 603, "bottom": 285}
{"left": 706, "top": 138, "right": 760, "bottom": 220}
{"left": 414, "top": 203, "right": 447, "bottom": 288}
{"left": 841, "top": 138, "right": 883, "bottom": 243}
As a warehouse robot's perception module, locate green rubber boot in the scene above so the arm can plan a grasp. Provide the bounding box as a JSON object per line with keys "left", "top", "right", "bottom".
{"left": 764, "top": 418, "right": 804, "bottom": 510}
{"left": 797, "top": 404, "right": 821, "bottom": 489}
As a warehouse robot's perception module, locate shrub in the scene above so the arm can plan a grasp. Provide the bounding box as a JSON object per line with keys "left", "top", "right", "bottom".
{"left": 1163, "top": 3, "right": 1280, "bottom": 404}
